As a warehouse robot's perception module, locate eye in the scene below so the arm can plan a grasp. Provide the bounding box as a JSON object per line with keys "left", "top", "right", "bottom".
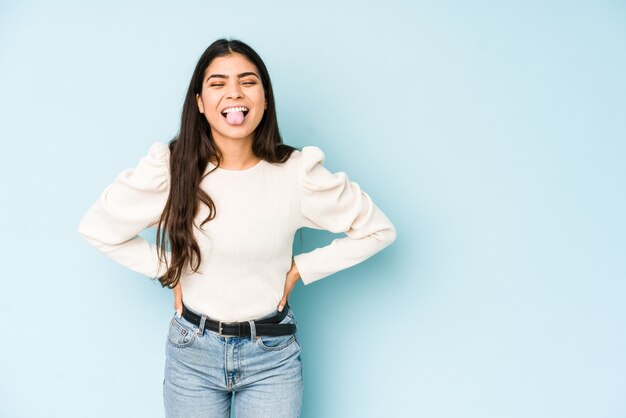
{"left": 210, "top": 83, "right": 224, "bottom": 87}
{"left": 242, "top": 81, "right": 256, "bottom": 85}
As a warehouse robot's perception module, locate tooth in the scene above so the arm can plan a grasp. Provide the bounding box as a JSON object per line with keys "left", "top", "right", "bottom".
{"left": 222, "top": 106, "right": 248, "bottom": 113}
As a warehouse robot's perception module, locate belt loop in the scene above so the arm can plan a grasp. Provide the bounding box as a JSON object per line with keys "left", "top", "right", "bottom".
{"left": 198, "top": 315, "right": 207, "bottom": 336}
{"left": 248, "top": 319, "right": 256, "bottom": 341}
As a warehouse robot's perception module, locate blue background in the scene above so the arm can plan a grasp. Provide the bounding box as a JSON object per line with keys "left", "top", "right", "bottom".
{"left": 1, "top": 1, "right": 625, "bottom": 417}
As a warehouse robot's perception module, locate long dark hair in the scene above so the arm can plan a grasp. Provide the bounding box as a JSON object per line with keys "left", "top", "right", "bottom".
{"left": 154, "top": 38, "right": 298, "bottom": 289}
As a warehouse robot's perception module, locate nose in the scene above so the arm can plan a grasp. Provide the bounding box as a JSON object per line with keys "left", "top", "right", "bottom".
{"left": 226, "top": 82, "right": 243, "bottom": 99}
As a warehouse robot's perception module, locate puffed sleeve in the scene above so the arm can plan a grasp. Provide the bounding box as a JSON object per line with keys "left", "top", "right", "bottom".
{"left": 78, "top": 142, "right": 172, "bottom": 279}
{"left": 292, "top": 146, "right": 397, "bottom": 285}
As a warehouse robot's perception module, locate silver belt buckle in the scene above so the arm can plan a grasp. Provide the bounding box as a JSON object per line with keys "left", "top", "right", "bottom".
{"left": 218, "top": 321, "right": 237, "bottom": 336}
{"left": 218, "top": 321, "right": 243, "bottom": 337}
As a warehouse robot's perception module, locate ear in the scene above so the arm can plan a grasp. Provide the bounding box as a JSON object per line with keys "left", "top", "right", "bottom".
{"left": 196, "top": 93, "right": 204, "bottom": 114}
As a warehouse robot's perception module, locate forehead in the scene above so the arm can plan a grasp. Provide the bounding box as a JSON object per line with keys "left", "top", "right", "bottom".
{"left": 204, "top": 53, "right": 258, "bottom": 77}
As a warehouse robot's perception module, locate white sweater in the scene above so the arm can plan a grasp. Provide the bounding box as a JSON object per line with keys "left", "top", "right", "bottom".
{"left": 78, "top": 142, "right": 397, "bottom": 321}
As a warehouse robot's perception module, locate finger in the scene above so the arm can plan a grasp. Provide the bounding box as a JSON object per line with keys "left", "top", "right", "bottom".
{"left": 278, "top": 291, "right": 289, "bottom": 311}
{"left": 278, "top": 274, "right": 295, "bottom": 311}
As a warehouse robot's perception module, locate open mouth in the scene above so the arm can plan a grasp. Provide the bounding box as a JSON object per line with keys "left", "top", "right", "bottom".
{"left": 221, "top": 109, "right": 250, "bottom": 118}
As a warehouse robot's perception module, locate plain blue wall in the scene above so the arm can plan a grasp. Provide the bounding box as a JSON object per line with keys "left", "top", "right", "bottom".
{"left": 1, "top": 0, "right": 625, "bottom": 417}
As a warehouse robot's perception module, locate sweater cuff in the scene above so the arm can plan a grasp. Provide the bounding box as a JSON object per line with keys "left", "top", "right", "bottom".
{"left": 293, "top": 252, "right": 330, "bottom": 285}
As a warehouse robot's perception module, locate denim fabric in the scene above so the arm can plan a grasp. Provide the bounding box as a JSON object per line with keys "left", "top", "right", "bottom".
{"left": 163, "top": 304, "right": 304, "bottom": 418}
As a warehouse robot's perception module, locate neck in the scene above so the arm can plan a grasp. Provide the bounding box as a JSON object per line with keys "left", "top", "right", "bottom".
{"left": 210, "top": 136, "right": 259, "bottom": 169}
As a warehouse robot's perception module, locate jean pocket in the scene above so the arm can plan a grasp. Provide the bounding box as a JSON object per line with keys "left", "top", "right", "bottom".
{"left": 257, "top": 308, "right": 298, "bottom": 351}
{"left": 167, "top": 313, "right": 197, "bottom": 348}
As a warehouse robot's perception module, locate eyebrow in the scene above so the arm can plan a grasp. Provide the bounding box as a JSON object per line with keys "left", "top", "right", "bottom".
{"left": 206, "top": 72, "right": 260, "bottom": 83}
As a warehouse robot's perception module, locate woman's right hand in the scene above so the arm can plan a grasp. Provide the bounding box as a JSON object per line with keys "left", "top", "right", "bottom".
{"left": 173, "top": 282, "right": 183, "bottom": 317}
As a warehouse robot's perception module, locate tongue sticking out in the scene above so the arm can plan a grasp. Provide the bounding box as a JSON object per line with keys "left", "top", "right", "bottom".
{"left": 226, "top": 111, "right": 245, "bottom": 125}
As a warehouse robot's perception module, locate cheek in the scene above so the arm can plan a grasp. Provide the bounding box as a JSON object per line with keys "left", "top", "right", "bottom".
{"left": 200, "top": 92, "right": 217, "bottom": 108}
{"left": 200, "top": 96, "right": 220, "bottom": 118}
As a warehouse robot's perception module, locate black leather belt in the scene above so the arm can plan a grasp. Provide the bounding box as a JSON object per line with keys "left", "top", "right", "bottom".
{"left": 181, "top": 301, "right": 297, "bottom": 337}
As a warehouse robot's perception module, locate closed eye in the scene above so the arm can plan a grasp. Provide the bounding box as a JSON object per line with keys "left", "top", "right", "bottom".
{"left": 211, "top": 82, "right": 256, "bottom": 87}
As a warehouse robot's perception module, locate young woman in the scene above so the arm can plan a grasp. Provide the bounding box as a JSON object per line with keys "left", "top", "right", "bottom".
{"left": 78, "top": 38, "right": 397, "bottom": 418}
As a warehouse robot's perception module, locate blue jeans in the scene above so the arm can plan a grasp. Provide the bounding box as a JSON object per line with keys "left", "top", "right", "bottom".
{"left": 163, "top": 304, "right": 304, "bottom": 417}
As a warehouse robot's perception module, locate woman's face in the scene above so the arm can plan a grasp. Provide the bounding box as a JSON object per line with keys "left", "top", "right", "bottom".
{"left": 196, "top": 53, "right": 267, "bottom": 144}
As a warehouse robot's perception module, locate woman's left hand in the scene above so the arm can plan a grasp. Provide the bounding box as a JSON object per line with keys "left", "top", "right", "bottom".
{"left": 278, "top": 258, "right": 301, "bottom": 312}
